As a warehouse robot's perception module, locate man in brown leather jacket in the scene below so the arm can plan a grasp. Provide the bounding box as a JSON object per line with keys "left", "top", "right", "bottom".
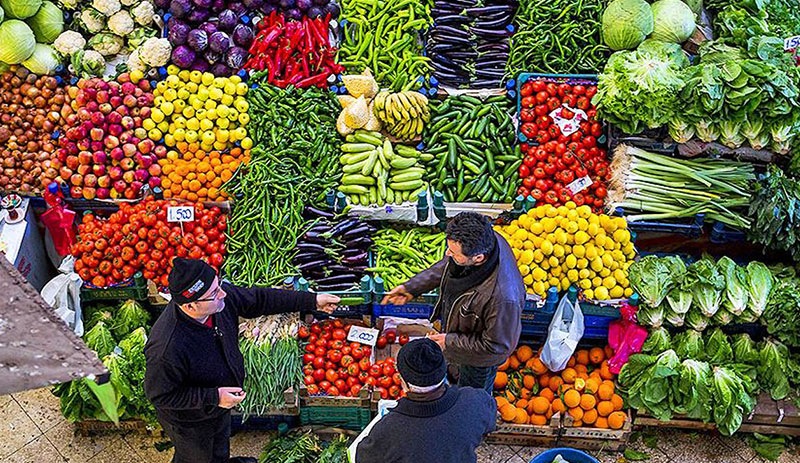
{"left": 382, "top": 212, "right": 525, "bottom": 393}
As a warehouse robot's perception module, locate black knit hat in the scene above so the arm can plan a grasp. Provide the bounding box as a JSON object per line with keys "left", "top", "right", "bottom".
{"left": 168, "top": 258, "right": 217, "bottom": 304}
{"left": 397, "top": 338, "right": 447, "bottom": 388}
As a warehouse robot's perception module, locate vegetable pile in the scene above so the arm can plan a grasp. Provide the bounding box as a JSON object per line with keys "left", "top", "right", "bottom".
{"left": 372, "top": 90, "right": 430, "bottom": 142}
{"left": 630, "top": 255, "right": 773, "bottom": 330}
{"left": 143, "top": 67, "right": 252, "bottom": 155}
{"left": 72, "top": 199, "right": 227, "bottom": 288}
{"left": 242, "top": 12, "right": 343, "bottom": 88}
{"left": 57, "top": 74, "right": 161, "bottom": 200}
{"left": 293, "top": 210, "right": 374, "bottom": 292}
{"left": 338, "top": 0, "right": 432, "bottom": 92}
{"left": 259, "top": 431, "right": 348, "bottom": 463}
{"left": 494, "top": 344, "right": 628, "bottom": 429}
{"left": 426, "top": 1, "right": 517, "bottom": 89}
{"left": 496, "top": 202, "right": 635, "bottom": 299}
{"left": 607, "top": 145, "right": 755, "bottom": 229}
{"left": 0, "top": 0, "right": 63, "bottom": 75}
{"left": 747, "top": 166, "right": 800, "bottom": 263}
{"left": 601, "top": 0, "right": 697, "bottom": 52}
{"left": 762, "top": 265, "right": 800, "bottom": 351}
{"left": 517, "top": 78, "right": 609, "bottom": 211}
{"left": 423, "top": 94, "right": 519, "bottom": 203}
{"left": 507, "top": 0, "right": 608, "bottom": 76}
{"left": 337, "top": 130, "right": 429, "bottom": 206}
{"left": 159, "top": 146, "right": 248, "bottom": 201}
{"left": 368, "top": 227, "right": 445, "bottom": 290}
{"left": 0, "top": 68, "right": 70, "bottom": 194}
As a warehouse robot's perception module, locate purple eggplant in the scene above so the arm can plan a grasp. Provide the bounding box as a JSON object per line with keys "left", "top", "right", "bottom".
{"left": 303, "top": 205, "right": 335, "bottom": 220}
{"left": 211, "top": 63, "right": 232, "bottom": 76}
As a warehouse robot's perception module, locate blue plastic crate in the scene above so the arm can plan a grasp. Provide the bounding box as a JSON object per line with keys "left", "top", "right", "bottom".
{"left": 373, "top": 302, "right": 434, "bottom": 319}
{"left": 530, "top": 448, "right": 599, "bottom": 463}
{"left": 520, "top": 312, "right": 616, "bottom": 341}
{"left": 710, "top": 221, "right": 746, "bottom": 244}
{"left": 614, "top": 207, "right": 705, "bottom": 237}
{"left": 295, "top": 276, "right": 373, "bottom": 320}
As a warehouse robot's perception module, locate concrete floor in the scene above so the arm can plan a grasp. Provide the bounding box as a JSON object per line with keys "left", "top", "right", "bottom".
{"left": 2, "top": 388, "right": 799, "bottom": 463}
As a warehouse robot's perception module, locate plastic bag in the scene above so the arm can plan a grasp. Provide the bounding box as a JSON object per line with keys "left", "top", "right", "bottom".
{"left": 40, "top": 256, "right": 83, "bottom": 336}
{"left": 607, "top": 301, "right": 648, "bottom": 374}
{"left": 540, "top": 294, "right": 584, "bottom": 372}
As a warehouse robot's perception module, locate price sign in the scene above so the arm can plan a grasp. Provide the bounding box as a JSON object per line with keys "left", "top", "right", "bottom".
{"left": 167, "top": 206, "right": 195, "bottom": 223}
{"left": 785, "top": 35, "right": 800, "bottom": 51}
{"left": 567, "top": 175, "right": 594, "bottom": 195}
{"left": 347, "top": 326, "right": 380, "bottom": 347}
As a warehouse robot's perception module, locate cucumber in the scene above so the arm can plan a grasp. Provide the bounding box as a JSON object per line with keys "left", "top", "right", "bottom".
{"left": 391, "top": 171, "right": 424, "bottom": 183}
{"left": 354, "top": 132, "right": 383, "bottom": 146}
{"left": 361, "top": 150, "right": 379, "bottom": 176}
{"left": 339, "top": 184, "right": 369, "bottom": 195}
{"left": 342, "top": 174, "right": 376, "bottom": 186}
{"left": 342, "top": 143, "right": 376, "bottom": 153}
{"left": 390, "top": 180, "right": 424, "bottom": 191}
{"left": 390, "top": 157, "right": 416, "bottom": 169}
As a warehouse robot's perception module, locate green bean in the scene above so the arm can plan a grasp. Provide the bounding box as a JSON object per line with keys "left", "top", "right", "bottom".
{"left": 367, "top": 228, "right": 446, "bottom": 289}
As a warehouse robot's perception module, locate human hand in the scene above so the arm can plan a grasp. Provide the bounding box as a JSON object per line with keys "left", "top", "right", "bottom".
{"left": 218, "top": 387, "right": 246, "bottom": 409}
{"left": 316, "top": 294, "right": 340, "bottom": 314}
{"left": 426, "top": 333, "right": 446, "bottom": 350}
{"left": 381, "top": 285, "right": 413, "bottom": 305}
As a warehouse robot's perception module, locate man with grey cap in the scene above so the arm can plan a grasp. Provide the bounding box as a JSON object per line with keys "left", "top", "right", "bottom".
{"left": 353, "top": 338, "right": 496, "bottom": 463}
{"left": 144, "top": 257, "right": 340, "bottom": 463}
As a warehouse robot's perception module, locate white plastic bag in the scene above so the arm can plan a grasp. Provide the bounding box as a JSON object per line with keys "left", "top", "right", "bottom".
{"left": 540, "top": 294, "right": 584, "bottom": 372}
{"left": 40, "top": 255, "right": 84, "bottom": 336}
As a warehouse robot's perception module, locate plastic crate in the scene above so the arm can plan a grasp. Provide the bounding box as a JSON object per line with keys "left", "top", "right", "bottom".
{"left": 373, "top": 274, "right": 438, "bottom": 319}
{"left": 530, "top": 449, "right": 599, "bottom": 463}
{"left": 295, "top": 275, "right": 373, "bottom": 320}
{"left": 614, "top": 207, "right": 705, "bottom": 237}
{"left": 607, "top": 125, "right": 678, "bottom": 155}
{"left": 710, "top": 221, "right": 746, "bottom": 244}
{"left": 81, "top": 272, "right": 149, "bottom": 302}
{"left": 299, "top": 406, "right": 374, "bottom": 431}
{"left": 520, "top": 313, "right": 616, "bottom": 341}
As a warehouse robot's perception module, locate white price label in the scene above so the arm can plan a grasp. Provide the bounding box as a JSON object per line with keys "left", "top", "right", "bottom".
{"left": 347, "top": 326, "right": 380, "bottom": 347}
{"left": 567, "top": 175, "right": 594, "bottom": 195}
{"left": 785, "top": 35, "right": 800, "bottom": 50}
{"left": 167, "top": 206, "right": 195, "bottom": 223}
{"left": 549, "top": 104, "right": 589, "bottom": 137}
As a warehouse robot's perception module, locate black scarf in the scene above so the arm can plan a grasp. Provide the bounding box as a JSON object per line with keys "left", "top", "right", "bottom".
{"left": 440, "top": 235, "right": 500, "bottom": 322}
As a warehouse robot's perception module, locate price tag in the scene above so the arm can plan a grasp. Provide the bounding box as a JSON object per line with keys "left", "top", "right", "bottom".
{"left": 549, "top": 105, "right": 588, "bottom": 137}
{"left": 785, "top": 35, "right": 800, "bottom": 51}
{"left": 566, "top": 175, "right": 594, "bottom": 195}
{"left": 347, "top": 325, "right": 380, "bottom": 347}
{"left": 167, "top": 206, "right": 195, "bottom": 223}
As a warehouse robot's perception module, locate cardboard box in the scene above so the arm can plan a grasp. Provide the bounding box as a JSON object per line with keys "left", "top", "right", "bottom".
{"left": 0, "top": 199, "right": 54, "bottom": 291}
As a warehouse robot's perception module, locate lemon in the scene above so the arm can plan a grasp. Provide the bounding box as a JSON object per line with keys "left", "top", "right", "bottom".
{"left": 577, "top": 218, "right": 588, "bottom": 231}
{"left": 523, "top": 240, "right": 535, "bottom": 250}
{"left": 541, "top": 260, "right": 550, "bottom": 270}
{"left": 624, "top": 287, "right": 633, "bottom": 297}
{"left": 603, "top": 276, "right": 617, "bottom": 289}
{"left": 579, "top": 279, "right": 592, "bottom": 290}
{"left": 524, "top": 275, "right": 535, "bottom": 287}
{"left": 532, "top": 267, "right": 548, "bottom": 281}
{"left": 613, "top": 228, "right": 631, "bottom": 244}
{"left": 572, "top": 244, "right": 585, "bottom": 258}
{"left": 541, "top": 240, "right": 554, "bottom": 255}
{"left": 594, "top": 287, "right": 609, "bottom": 300}
{"left": 555, "top": 230, "right": 568, "bottom": 245}
{"left": 579, "top": 269, "right": 591, "bottom": 279}
{"left": 584, "top": 288, "right": 594, "bottom": 299}
{"left": 585, "top": 245, "right": 598, "bottom": 260}
{"left": 520, "top": 249, "right": 534, "bottom": 265}
{"left": 506, "top": 223, "right": 519, "bottom": 236}
{"left": 559, "top": 217, "right": 571, "bottom": 229}
{"left": 592, "top": 276, "right": 603, "bottom": 287}
{"left": 565, "top": 201, "right": 577, "bottom": 209}
{"left": 519, "top": 264, "right": 531, "bottom": 277}
{"left": 561, "top": 277, "right": 571, "bottom": 290}
{"left": 566, "top": 221, "right": 579, "bottom": 234}
{"left": 556, "top": 206, "right": 568, "bottom": 216}
{"left": 532, "top": 281, "right": 546, "bottom": 296}
{"left": 591, "top": 257, "right": 604, "bottom": 272}
{"left": 241, "top": 137, "right": 253, "bottom": 150}
{"left": 513, "top": 249, "right": 521, "bottom": 260}
{"left": 518, "top": 214, "right": 531, "bottom": 230}
{"left": 600, "top": 268, "right": 611, "bottom": 278}
{"left": 533, "top": 250, "right": 544, "bottom": 263}
{"left": 512, "top": 228, "right": 528, "bottom": 241}
{"left": 548, "top": 256, "right": 560, "bottom": 268}
{"left": 545, "top": 205, "right": 558, "bottom": 218}
{"left": 567, "top": 269, "right": 579, "bottom": 281}
{"left": 602, "top": 253, "right": 614, "bottom": 268}
{"left": 551, "top": 266, "right": 562, "bottom": 277}
{"left": 577, "top": 258, "right": 588, "bottom": 269}
{"left": 548, "top": 277, "right": 560, "bottom": 288}
{"left": 610, "top": 286, "right": 624, "bottom": 298}
{"left": 574, "top": 231, "right": 590, "bottom": 245}
{"left": 595, "top": 235, "right": 606, "bottom": 249}
{"left": 530, "top": 222, "right": 544, "bottom": 235}
{"left": 566, "top": 254, "right": 577, "bottom": 269}
{"left": 532, "top": 236, "right": 544, "bottom": 248}
{"left": 542, "top": 218, "right": 557, "bottom": 233}
{"left": 535, "top": 207, "right": 546, "bottom": 219}
{"left": 577, "top": 205, "right": 592, "bottom": 218}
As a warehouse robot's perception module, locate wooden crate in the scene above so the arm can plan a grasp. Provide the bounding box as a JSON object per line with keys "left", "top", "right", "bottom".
{"left": 484, "top": 414, "right": 560, "bottom": 447}
{"left": 298, "top": 384, "right": 379, "bottom": 408}
{"left": 560, "top": 411, "right": 632, "bottom": 452}
{"left": 75, "top": 419, "right": 162, "bottom": 437}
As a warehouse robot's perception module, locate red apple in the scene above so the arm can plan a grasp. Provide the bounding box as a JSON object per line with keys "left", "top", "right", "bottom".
{"left": 70, "top": 173, "right": 83, "bottom": 186}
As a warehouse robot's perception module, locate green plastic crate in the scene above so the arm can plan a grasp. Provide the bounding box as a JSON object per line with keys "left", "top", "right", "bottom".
{"left": 299, "top": 406, "right": 374, "bottom": 431}
{"left": 81, "top": 272, "right": 148, "bottom": 302}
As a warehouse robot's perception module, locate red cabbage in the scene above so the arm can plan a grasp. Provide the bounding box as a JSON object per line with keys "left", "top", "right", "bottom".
{"left": 192, "top": 0, "right": 212, "bottom": 7}
{"left": 286, "top": 7, "right": 301, "bottom": 19}
{"left": 323, "top": 2, "right": 339, "bottom": 18}
{"left": 169, "top": 0, "right": 192, "bottom": 18}
{"left": 243, "top": 0, "right": 264, "bottom": 9}
{"left": 187, "top": 9, "right": 211, "bottom": 23}
{"left": 154, "top": 0, "right": 170, "bottom": 9}
{"left": 212, "top": 0, "right": 225, "bottom": 10}
{"left": 307, "top": 6, "right": 322, "bottom": 17}
{"left": 187, "top": 29, "right": 208, "bottom": 51}
{"left": 232, "top": 23, "right": 253, "bottom": 47}
{"left": 171, "top": 45, "right": 196, "bottom": 68}
{"left": 167, "top": 18, "right": 191, "bottom": 45}
{"left": 225, "top": 46, "right": 248, "bottom": 69}
{"left": 210, "top": 63, "right": 231, "bottom": 76}
{"left": 204, "top": 49, "right": 221, "bottom": 64}
{"left": 279, "top": 0, "right": 295, "bottom": 8}
{"left": 229, "top": 3, "right": 247, "bottom": 16}
{"left": 312, "top": 0, "right": 326, "bottom": 6}
{"left": 296, "top": 0, "right": 312, "bottom": 11}
{"left": 199, "top": 22, "right": 217, "bottom": 36}
{"left": 261, "top": 4, "right": 276, "bottom": 14}
{"left": 192, "top": 59, "right": 210, "bottom": 72}
{"left": 217, "top": 9, "right": 237, "bottom": 31}
{"left": 209, "top": 31, "right": 231, "bottom": 53}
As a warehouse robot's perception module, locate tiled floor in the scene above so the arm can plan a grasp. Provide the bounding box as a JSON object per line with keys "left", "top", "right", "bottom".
{"left": 2, "top": 388, "right": 800, "bottom": 462}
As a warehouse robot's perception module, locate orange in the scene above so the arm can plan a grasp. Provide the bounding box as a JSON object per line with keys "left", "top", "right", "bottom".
{"left": 589, "top": 347, "right": 606, "bottom": 364}
{"left": 516, "top": 399, "right": 529, "bottom": 410}
{"left": 514, "top": 407, "right": 529, "bottom": 424}
{"left": 597, "top": 383, "right": 614, "bottom": 401}
{"left": 531, "top": 396, "right": 551, "bottom": 415}
{"left": 530, "top": 357, "right": 548, "bottom": 375}
{"left": 549, "top": 377, "right": 564, "bottom": 393}
{"left": 583, "top": 409, "right": 598, "bottom": 425}
{"left": 500, "top": 403, "right": 517, "bottom": 422}
{"left": 519, "top": 388, "right": 532, "bottom": 400}
{"left": 493, "top": 371, "right": 508, "bottom": 390}
{"left": 561, "top": 368, "right": 578, "bottom": 384}
{"left": 498, "top": 357, "right": 511, "bottom": 372}
{"left": 529, "top": 414, "right": 548, "bottom": 426}
{"left": 495, "top": 396, "right": 509, "bottom": 409}
{"left": 503, "top": 390, "right": 516, "bottom": 403}
{"left": 538, "top": 374, "right": 551, "bottom": 389}
{"left": 575, "top": 349, "right": 590, "bottom": 365}
{"left": 563, "top": 389, "right": 581, "bottom": 408}
{"left": 604, "top": 345, "right": 614, "bottom": 359}
{"left": 567, "top": 356, "right": 576, "bottom": 368}
{"left": 516, "top": 345, "right": 534, "bottom": 363}
{"left": 611, "top": 394, "right": 624, "bottom": 411}
{"left": 608, "top": 411, "right": 626, "bottom": 430}
{"left": 585, "top": 378, "right": 601, "bottom": 395}
{"left": 580, "top": 394, "right": 596, "bottom": 411}
{"left": 551, "top": 398, "right": 567, "bottom": 414}
{"left": 523, "top": 374, "right": 537, "bottom": 390}
{"left": 508, "top": 356, "right": 521, "bottom": 370}
{"left": 568, "top": 407, "right": 584, "bottom": 421}
{"left": 597, "top": 401, "right": 614, "bottom": 417}
{"left": 539, "top": 388, "right": 555, "bottom": 402}
{"left": 595, "top": 417, "right": 609, "bottom": 429}
{"left": 573, "top": 377, "right": 586, "bottom": 392}
{"left": 574, "top": 364, "right": 588, "bottom": 376}
{"left": 599, "top": 361, "right": 614, "bottom": 380}
{"left": 572, "top": 419, "right": 583, "bottom": 427}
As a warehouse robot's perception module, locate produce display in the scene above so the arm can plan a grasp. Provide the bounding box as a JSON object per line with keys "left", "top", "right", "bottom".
{"left": 517, "top": 78, "right": 608, "bottom": 210}
{"left": 372, "top": 90, "right": 430, "bottom": 142}
{"left": 337, "top": 0, "right": 432, "bottom": 91}
{"left": 0, "top": 69, "right": 70, "bottom": 194}
{"left": 496, "top": 203, "right": 635, "bottom": 299}
{"left": 72, "top": 199, "right": 227, "bottom": 288}
{"left": 747, "top": 167, "right": 800, "bottom": 262}
{"left": 0, "top": 0, "right": 63, "bottom": 74}
{"left": 368, "top": 227, "right": 445, "bottom": 290}
{"left": 259, "top": 431, "right": 348, "bottom": 463}
{"left": 159, "top": 146, "right": 248, "bottom": 200}
{"left": 494, "top": 344, "right": 628, "bottom": 429}
{"left": 426, "top": 1, "right": 516, "bottom": 88}
{"left": 423, "top": 94, "right": 519, "bottom": 203}
{"left": 337, "top": 130, "right": 429, "bottom": 206}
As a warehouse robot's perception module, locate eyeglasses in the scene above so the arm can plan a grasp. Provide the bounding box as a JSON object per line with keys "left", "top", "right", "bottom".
{"left": 195, "top": 286, "right": 222, "bottom": 303}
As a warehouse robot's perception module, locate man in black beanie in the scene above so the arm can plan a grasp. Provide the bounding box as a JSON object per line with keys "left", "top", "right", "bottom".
{"left": 353, "top": 338, "right": 496, "bottom": 463}
{"left": 144, "top": 258, "right": 340, "bottom": 463}
{"left": 382, "top": 212, "right": 525, "bottom": 393}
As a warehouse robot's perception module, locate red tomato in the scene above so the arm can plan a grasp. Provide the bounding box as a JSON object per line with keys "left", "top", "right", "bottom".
{"left": 298, "top": 326, "right": 310, "bottom": 339}
{"left": 329, "top": 340, "right": 344, "bottom": 350}
{"left": 313, "top": 357, "right": 326, "bottom": 369}
{"left": 303, "top": 375, "right": 315, "bottom": 385}
{"left": 313, "top": 369, "right": 326, "bottom": 382}
{"left": 359, "top": 357, "right": 371, "bottom": 372}
{"left": 325, "top": 369, "right": 339, "bottom": 383}
{"left": 379, "top": 376, "right": 393, "bottom": 389}
{"left": 350, "top": 385, "right": 362, "bottom": 396}
{"left": 520, "top": 82, "right": 534, "bottom": 97}
{"left": 389, "top": 385, "right": 402, "bottom": 399}
{"left": 332, "top": 328, "right": 347, "bottom": 340}
{"left": 303, "top": 353, "right": 315, "bottom": 364}
{"left": 347, "top": 363, "right": 360, "bottom": 376}
{"left": 310, "top": 323, "right": 322, "bottom": 334}
{"left": 304, "top": 344, "right": 316, "bottom": 354}
{"left": 370, "top": 364, "right": 382, "bottom": 378}
{"left": 393, "top": 373, "right": 402, "bottom": 386}
{"left": 327, "top": 350, "right": 343, "bottom": 364}
{"left": 306, "top": 384, "right": 319, "bottom": 395}
{"left": 385, "top": 331, "right": 397, "bottom": 344}
{"left": 342, "top": 346, "right": 351, "bottom": 356}
{"left": 377, "top": 386, "right": 388, "bottom": 400}
{"left": 352, "top": 346, "right": 364, "bottom": 360}
{"left": 382, "top": 363, "right": 396, "bottom": 376}
{"left": 341, "top": 355, "right": 355, "bottom": 367}
{"left": 314, "top": 346, "right": 326, "bottom": 357}
{"left": 334, "top": 379, "right": 347, "bottom": 392}
{"left": 358, "top": 371, "right": 370, "bottom": 384}
{"left": 376, "top": 336, "right": 388, "bottom": 349}
{"left": 327, "top": 386, "right": 340, "bottom": 396}
{"left": 319, "top": 380, "right": 331, "bottom": 390}
{"left": 531, "top": 80, "right": 546, "bottom": 92}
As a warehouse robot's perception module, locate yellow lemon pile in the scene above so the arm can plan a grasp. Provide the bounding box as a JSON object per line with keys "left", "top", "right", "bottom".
{"left": 496, "top": 202, "right": 636, "bottom": 300}
{"left": 143, "top": 66, "right": 253, "bottom": 153}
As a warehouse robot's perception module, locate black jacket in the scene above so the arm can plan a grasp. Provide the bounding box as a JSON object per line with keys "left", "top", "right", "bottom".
{"left": 355, "top": 386, "right": 496, "bottom": 463}
{"left": 144, "top": 282, "right": 316, "bottom": 426}
{"left": 404, "top": 232, "right": 525, "bottom": 367}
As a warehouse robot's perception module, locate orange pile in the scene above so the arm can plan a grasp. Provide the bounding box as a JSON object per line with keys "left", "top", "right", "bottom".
{"left": 159, "top": 143, "right": 249, "bottom": 201}
{"left": 494, "top": 345, "right": 627, "bottom": 430}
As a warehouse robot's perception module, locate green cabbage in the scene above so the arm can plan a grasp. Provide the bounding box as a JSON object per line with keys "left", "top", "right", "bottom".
{"left": 731, "top": 333, "right": 759, "bottom": 364}
{"left": 21, "top": 43, "right": 60, "bottom": 74}
{"left": 642, "top": 327, "right": 672, "bottom": 354}
{"left": 650, "top": 0, "right": 697, "bottom": 44}
{"left": 0, "top": 0, "right": 41, "bottom": 18}
{"left": 673, "top": 329, "right": 705, "bottom": 360}
{"left": 27, "top": 1, "right": 63, "bottom": 43}
{"left": 84, "top": 320, "right": 116, "bottom": 358}
{"left": 0, "top": 20, "right": 36, "bottom": 64}
{"left": 601, "top": 0, "right": 654, "bottom": 50}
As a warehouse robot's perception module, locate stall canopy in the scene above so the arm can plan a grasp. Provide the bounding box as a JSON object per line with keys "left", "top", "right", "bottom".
{"left": 0, "top": 255, "right": 105, "bottom": 396}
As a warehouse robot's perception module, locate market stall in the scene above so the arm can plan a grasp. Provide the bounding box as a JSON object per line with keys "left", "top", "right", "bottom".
{"left": 2, "top": 0, "right": 800, "bottom": 459}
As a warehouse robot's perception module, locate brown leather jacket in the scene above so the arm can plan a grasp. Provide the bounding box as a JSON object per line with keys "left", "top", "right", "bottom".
{"left": 404, "top": 232, "right": 525, "bottom": 367}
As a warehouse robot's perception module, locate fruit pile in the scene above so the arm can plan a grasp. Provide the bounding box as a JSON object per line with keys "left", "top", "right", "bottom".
{"left": 299, "top": 319, "right": 406, "bottom": 400}
{"left": 517, "top": 79, "right": 610, "bottom": 211}
{"left": 494, "top": 345, "right": 628, "bottom": 430}
{"left": 159, "top": 146, "right": 248, "bottom": 201}
{"left": 72, "top": 199, "right": 227, "bottom": 288}
{"left": 373, "top": 90, "right": 430, "bottom": 141}
{"left": 57, "top": 74, "right": 162, "bottom": 200}
{"left": 496, "top": 202, "right": 636, "bottom": 299}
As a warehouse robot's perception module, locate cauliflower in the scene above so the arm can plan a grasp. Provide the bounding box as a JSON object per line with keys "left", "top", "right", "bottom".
{"left": 107, "top": 10, "right": 134, "bottom": 36}
{"left": 127, "top": 48, "right": 146, "bottom": 72}
{"left": 127, "top": 27, "right": 155, "bottom": 49}
{"left": 119, "top": 0, "right": 136, "bottom": 6}
{"left": 138, "top": 37, "right": 171, "bottom": 67}
{"left": 53, "top": 31, "right": 86, "bottom": 56}
{"left": 88, "top": 32, "right": 124, "bottom": 56}
{"left": 80, "top": 8, "right": 106, "bottom": 34}
{"left": 92, "top": 0, "right": 121, "bottom": 16}
{"left": 130, "top": 1, "right": 154, "bottom": 26}
{"left": 70, "top": 49, "right": 106, "bottom": 77}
